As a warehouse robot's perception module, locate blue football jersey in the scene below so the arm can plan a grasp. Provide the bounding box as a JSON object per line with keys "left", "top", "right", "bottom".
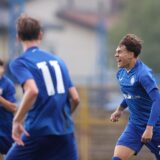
{"left": 0, "top": 76, "right": 16, "bottom": 135}
{"left": 10, "top": 47, "right": 75, "bottom": 136}
{"left": 117, "top": 59, "right": 160, "bottom": 127}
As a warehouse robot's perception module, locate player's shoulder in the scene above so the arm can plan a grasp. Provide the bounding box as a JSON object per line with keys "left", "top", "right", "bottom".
{"left": 9, "top": 59, "right": 18, "bottom": 70}
{"left": 10, "top": 56, "right": 25, "bottom": 68}
{"left": 47, "top": 51, "right": 67, "bottom": 67}
{"left": 40, "top": 49, "right": 64, "bottom": 62}
{"left": 136, "top": 60, "right": 153, "bottom": 79}
{"left": 2, "top": 76, "right": 15, "bottom": 87}
{"left": 116, "top": 68, "right": 125, "bottom": 79}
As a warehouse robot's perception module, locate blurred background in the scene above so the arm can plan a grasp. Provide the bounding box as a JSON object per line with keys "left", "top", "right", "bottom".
{"left": 0, "top": 0, "right": 160, "bottom": 159}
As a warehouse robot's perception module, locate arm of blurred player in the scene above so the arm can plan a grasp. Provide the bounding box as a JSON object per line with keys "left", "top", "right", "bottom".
{"left": 12, "top": 79, "right": 38, "bottom": 146}
{"left": 69, "top": 87, "right": 80, "bottom": 113}
{"left": 110, "top": 99, "right": 127, "bottom": 122}
{"left": 0, "top": 96, "right": 17, "bottom": 112}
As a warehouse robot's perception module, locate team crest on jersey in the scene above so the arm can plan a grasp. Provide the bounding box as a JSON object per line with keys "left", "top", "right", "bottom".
{"left": 0, "top": 88, "right": 3, "bottom": 95}
{"left": 130, "top": 76, "right": 135, "bottom": 85}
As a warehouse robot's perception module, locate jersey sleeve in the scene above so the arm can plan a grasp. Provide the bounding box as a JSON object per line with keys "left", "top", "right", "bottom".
{"left": 5, "top": 80, "right": 16, "bottom": 103}
{"left": 60, "top": 60, "right": 73, "bottom": 88}
{"left": 9, "top": 59, "right": 34, "bottom": 85}
{"left": 66, "top": 69, "right": 73, "bottom": 88}
{"left": 147, "top": 88, "right": 160, "bottom": 126}
{"left": 139, "top": 70, "right": 158, "bottom": 93}
{"left": 120, "top": 99, "right": 128, "bottom": 109}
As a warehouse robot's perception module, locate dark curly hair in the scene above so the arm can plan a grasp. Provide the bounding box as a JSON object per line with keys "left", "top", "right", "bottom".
{"left": 119, "top": 34, "right": 143, "bottom": 58}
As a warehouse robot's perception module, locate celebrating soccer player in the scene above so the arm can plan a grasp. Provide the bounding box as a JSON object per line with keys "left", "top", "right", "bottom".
{"left": 110, "top": 34, "right": 160, "bottom": 160}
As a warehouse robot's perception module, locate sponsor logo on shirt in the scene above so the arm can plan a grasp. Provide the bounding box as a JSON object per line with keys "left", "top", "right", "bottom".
{"left": 123, "top": 93, "right": 140, "bottom": 99}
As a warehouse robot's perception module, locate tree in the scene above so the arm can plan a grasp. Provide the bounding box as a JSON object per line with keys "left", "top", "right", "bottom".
{"left": 109, "top": 0, "right": 160, "bottom": 73}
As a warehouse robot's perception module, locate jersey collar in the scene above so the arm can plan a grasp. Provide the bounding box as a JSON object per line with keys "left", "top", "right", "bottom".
{"left": 126, "top": 59, "right": 141, "bottom": 74}
{"left": 26, "top": 46, "right": 39, "bottom": 53}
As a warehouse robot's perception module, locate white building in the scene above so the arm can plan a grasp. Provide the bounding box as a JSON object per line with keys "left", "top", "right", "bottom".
{"left": 0, "top": 0, "right": 119, "bottom": 85}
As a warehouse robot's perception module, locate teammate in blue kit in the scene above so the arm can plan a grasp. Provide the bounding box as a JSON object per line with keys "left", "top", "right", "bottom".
{"left": 0, "top": 59, "right": 16, "bottom": 160}
{"left": 5, "top": 14, "right": 80, "bottom": 160}
{"left": 110, "top": 34, "right": 160, "bottom": 160}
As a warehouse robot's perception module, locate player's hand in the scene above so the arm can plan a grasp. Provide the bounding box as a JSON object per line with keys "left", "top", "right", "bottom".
{"left": 141, "top": 125, "right": 153, "bottom": 143}
{"left": 110, "top": 110, "right": 123, "bottom": 122}
{"left": 12, "top": 121, "right": 30, "bottom": 146}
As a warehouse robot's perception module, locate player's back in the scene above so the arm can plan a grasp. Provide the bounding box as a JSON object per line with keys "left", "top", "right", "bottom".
{"left": 11, "top": 47, "right": 74, "bottom": 137}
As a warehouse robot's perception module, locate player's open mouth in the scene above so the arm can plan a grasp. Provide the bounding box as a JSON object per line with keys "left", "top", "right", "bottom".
{"left": 117, "top": 59, "right": 122, "bottom": 63}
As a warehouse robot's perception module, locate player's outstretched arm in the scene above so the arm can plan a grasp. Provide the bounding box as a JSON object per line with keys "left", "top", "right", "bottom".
{"left": 0, "top": 96, "right": 17, "bottom": 112}
{"left": 69, "top": 87, "right": 80, "bottom": 113}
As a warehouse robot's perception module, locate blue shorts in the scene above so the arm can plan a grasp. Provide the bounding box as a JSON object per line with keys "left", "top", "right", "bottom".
{"left": 0, "top": 136, "right": 13, "bottom": 154}
{"left": 5, "top": 133, "right": 78, "bottom": 160}
{"left": 117, "top": 122, "right": 160, "bottom": 159}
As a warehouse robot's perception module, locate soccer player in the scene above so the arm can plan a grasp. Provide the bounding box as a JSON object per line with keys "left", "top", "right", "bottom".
{"left": 0, "top": 59, "right": 16, "bottom": 160}
{"left": 5, "top": 14, "right": 80, "bottom": 160}
{"left": 110, "top": 34, "right": 160, "bottom": 160}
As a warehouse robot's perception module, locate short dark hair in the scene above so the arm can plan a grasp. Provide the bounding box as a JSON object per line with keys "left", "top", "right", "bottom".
{"left": 16, "top": 14, "right": 42, "bottom": 41}
{"left": 0, "top": 59, "right": 4, "bottom": 66}
{"left": 119, "top": 34, "right": 143, "bottom": 57}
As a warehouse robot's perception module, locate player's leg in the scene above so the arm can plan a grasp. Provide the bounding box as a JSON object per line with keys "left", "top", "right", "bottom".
{"left": 112, "top": 122, "right": 143, "bottom": 160}
{"left": 145, "top": 142, "right": 160, "bottom": 160}
{"left": 0, "top": 136, "right": 13, "bottom": 156}
{"left": 34, "top": 133, "right": 78, "bottom": 160}
{"left": 5, "top": 135, "right": 40, "bottom": 160}
{"left": 145, "top": 129, "right": 160, "bottom": 160}
{"left": 112, "top": 145, "right": 135, "bottom": 160}
{"left": 6, "top": 133, "right": 78, "bottom": 160}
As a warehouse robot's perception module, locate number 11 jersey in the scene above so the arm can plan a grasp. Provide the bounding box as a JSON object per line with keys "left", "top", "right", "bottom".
{"left": 10, "top": 46, "right": 74, "bottom": 137}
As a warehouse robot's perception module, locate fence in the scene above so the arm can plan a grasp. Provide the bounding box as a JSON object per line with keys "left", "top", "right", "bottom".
{"left": 74, "top": 86, "right": 155, "bottom": 160}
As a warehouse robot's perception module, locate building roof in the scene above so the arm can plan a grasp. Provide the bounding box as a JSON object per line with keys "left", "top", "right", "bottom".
{"left": 56, "top": 9, "right": 117, "bottom": 30}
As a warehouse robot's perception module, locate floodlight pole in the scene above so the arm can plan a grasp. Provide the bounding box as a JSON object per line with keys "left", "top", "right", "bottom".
{"left": 8, "top": 0, "right": 25, "bottom": 59}
{"left": 96, "top": 1, "right": 108, "bottom": 85}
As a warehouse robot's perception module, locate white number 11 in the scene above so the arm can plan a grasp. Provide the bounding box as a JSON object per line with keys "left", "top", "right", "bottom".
{"left": 37, "top": 60, "right": 65, "bottom": 96}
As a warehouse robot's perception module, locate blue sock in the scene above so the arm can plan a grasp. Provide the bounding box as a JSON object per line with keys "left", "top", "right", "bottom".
{"left": 112, "top": 157, "right": 121, "bottom": 160}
